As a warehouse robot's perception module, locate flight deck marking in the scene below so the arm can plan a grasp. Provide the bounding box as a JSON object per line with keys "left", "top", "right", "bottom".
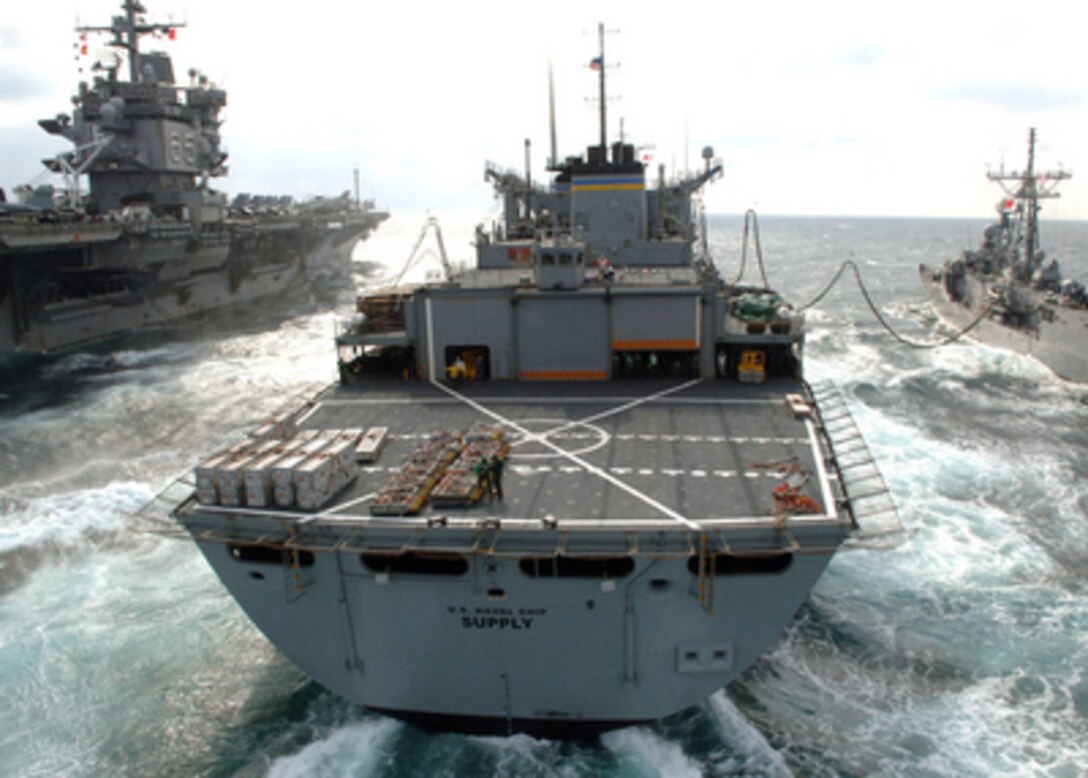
{"left": 311, "top": 395, "right": 776, "bottom": 406}
{"left": 507, "top": 418, "right": 611, "bottom": 460}
{"left": 507, "top": 379, "right": 700, "bottom": 455}
{"left": 431, "top": 379, "right": 702, "bottom": 530}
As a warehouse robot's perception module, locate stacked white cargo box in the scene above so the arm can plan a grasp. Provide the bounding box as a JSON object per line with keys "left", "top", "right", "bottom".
{"left": 196, "top": 451, "right": 233, "bottom": 505}
{"left": 195, "top": 439, "right": 281, "bottom": 506}
{"left": 244, "top": 438, "right": 310, "bottom": 508}
{"left": 195, "top": 426, "right": 363, "bottom": 512}
{"left": 294, "top": 435, "right": 361, "bottom": 510}
{"left": 272, "top": 437, "right": 329, "bottom": 508}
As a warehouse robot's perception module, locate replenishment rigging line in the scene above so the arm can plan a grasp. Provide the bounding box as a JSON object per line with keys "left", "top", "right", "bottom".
{"left": 732, "top": 209, "right": 990, "bottom": 348}
{"left": 798, "top": 259, "right": 991, "bottom": 348}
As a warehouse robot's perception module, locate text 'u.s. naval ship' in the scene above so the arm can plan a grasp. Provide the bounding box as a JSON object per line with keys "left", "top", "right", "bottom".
{"left": 0, "top": 1, "right": 387, "bottom": 358}
{"left": 167, "top": 25, "right": 899, "bottom": 737}
{"left": 920, "top": 129, "right": 1087, "bottom": 382}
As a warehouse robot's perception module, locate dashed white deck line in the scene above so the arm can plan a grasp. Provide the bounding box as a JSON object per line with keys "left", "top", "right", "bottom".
{"left": 431, "top": 379, "right": 703, "bottom": 530}
{"left": 360, "top": 464, "right": 784, "bottom": 479}
{"left": 508, "top": 379, "right": 702, "bottom": 451}
{"left": 313, "top": 394, "right": 781, "bottom": 407}
{"left": 392, "top": 431, "right": 805, "bottom": 445}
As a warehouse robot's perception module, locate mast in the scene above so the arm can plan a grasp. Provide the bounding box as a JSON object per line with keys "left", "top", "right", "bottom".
{"left": 1025, "top": 128, "right": 1038, "bottom": 273}
{"left": 548, "top": 58, "right": 558, "bottom": 169}
{"left": 597, "top": 22, "right": 606, "bottom": 152}
{"left": 75, "top": 1, "right": 185, "bottom": 83}
{"left": 987, "top": 127, "right": 1071, "bottom": 279}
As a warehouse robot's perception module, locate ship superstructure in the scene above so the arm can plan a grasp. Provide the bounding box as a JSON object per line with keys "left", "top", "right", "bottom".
{"left": 0, "top": 1, "right": 386, "bottom": 356}
{"left": 170, "top": 26, "right": 895, "bottom": 736}
{"left": 920, "top": 129, "right": 1087, "bottom": 381}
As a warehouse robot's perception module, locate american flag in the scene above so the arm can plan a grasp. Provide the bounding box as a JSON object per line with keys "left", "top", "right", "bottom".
{"left": 589, "top": 56, "right": 603, "bottom": 71}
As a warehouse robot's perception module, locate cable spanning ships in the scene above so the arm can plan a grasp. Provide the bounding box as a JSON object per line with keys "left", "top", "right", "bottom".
{"left": 920, "top": 129, "right": 1087, "bottom": 382}
{"left": 169, "top": 26, "right": 897, "bottom": 737}
{"left": 0, "top": 1, "right": 387, "bottom": 357}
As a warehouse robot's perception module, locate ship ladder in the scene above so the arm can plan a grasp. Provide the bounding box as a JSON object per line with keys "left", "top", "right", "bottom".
{"left": 283, "top": 525, "right": 307, "bottom": 601}
{"left": 807, "top": 380, "right": 908, "bottom": 550}
{"left": 697, "top": 533, "right": 715, "bottom": 616}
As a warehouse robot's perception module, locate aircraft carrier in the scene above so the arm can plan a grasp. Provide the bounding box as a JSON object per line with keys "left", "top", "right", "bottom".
{"left": 168, "top": 25, "right": 897, "bottom": 737}
{"left": 0, "top": 1, "right": 387, "bottom": 357}
{"left": 920, "top": 129, "right": 1087, "bottom": 382}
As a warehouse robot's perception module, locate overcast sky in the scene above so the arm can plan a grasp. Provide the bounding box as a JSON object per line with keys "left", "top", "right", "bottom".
{"left": 2, "top": 0, "right": 1086, "bottom": 219}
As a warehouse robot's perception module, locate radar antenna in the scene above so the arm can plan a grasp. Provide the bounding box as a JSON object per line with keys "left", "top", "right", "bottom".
{"left": 76, "top": 0, "right": 185, "bottom": 82}
{"left": 987, "top": 128, "right": 1072, "bottom": 278}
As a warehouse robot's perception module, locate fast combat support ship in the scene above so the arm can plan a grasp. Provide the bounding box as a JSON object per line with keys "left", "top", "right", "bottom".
{"left": 169, "top": 27, "right": 897, "bottom": 737}
{"left": 920, "top": 129, "right": 1087, "bottom": 382}
{"left": 0, "top": 1, "right": 387, "bottom": 357}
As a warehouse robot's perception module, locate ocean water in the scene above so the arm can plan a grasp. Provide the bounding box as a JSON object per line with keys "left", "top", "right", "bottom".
{"left": 1, "top": 212, "right": 1086, "bottom": 777}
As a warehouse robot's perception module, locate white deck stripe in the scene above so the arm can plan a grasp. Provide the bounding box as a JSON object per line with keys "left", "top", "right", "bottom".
{"left": 195, "top": 503, "right": 836, "bottom": 529}
{"left": 806, "top": 418, "right": 838, "bottom": 522}
{"left": 309, "top": 396, "right": 778, "bottom": 407}
{"left": 431, "top": 379, "right": 703, "bottom": 530}
{"left": 510, "top": 378, "right": 702, "bottom": 450}
{"left": 327, "top": 493, "right": 377, "bottom": 513}
{"left": 294, "top": 403, "right": 323, "bottom": 425}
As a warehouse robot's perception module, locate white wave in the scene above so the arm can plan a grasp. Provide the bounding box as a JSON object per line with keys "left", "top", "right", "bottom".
{"left": 468, "top": 732, "right": 586, "bottom": 778}
{"left": 264, "top": 718, "right": 402, "bottom": 778}
{"left": 601, "top": 725, "right": 705, "bottom": 777}
{"left": 40, "top": 346, "right": 188, "bottom": 379}
{"left": 0, "top": 480, "right": 153, "bottom": 555}
{"left": 704, "top": 692, "right": 791, "bottom": 776}
{"left": 927, "top": 339, "right": 1056, "bottom": 384}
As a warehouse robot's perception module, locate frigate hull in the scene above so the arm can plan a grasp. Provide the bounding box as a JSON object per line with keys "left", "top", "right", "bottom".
{"left": 920, "top": 265, "right": 1088, "bottom": 382}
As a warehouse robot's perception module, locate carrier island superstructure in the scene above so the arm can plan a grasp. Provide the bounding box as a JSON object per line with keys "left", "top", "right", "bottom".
{"left": 171, "top": 29, "right": 895, "bottom": 737}
{"left": 0, "top": 1, "right": 386, "bottom": 357}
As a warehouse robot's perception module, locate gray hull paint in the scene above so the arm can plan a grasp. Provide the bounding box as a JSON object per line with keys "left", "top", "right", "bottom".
{"left": 1, "top": 228, "right": 363, "bottom": 355}
{"left": 2, "top": 1, "right": 387, "bottom": 358}
{"left": 193, "top": 540, "right": 830, "bottom": 734}
{"left": 170, "top": 25, "right": 891, "bottom": 735}
{"left": 920, "top": 266, "right": 1088, "bottom": 382}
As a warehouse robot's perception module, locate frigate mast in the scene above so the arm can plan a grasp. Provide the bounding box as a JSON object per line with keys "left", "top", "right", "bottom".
{"left": 76, "top": 0, "right": 184, "bottom": 82}
{"left": 987, "top": 127, "right": 1071, "bottom": 279}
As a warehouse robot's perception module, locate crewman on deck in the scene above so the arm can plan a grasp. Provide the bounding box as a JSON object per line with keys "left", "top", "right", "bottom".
{"left": 474, "top": 457, "right": 490, "bottom": 499}
{"left": 489, "top": 454, "right": 504, "bottom": 500}
{"left": 447, "top": 355, "right": 467, "bottom": 381}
